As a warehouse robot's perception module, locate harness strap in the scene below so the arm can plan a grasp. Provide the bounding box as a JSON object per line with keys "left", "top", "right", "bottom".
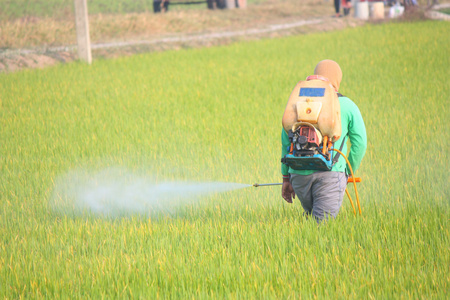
{"left": 332, "top": 136, "right": 346, "bottom": 164}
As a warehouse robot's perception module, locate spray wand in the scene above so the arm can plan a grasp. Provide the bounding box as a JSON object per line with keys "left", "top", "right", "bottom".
{"left": 253, "top": 176, "right": 362, "bottom": 215}
{"left": 253, "top": 177, "right": 360, "bottom": 187}
{"left": 253, "top": 183, "right": 282, "bottom": 187}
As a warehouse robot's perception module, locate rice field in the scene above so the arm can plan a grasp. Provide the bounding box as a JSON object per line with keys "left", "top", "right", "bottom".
{"left": 1, "top": 21, "right": 449, "bottom": 298}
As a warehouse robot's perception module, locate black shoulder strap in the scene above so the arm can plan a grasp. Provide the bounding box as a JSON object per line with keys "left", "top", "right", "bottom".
{"left": 332, "top": 136, "right": 346, "bottom": 164}
{"left": 332, "top": 92, "right": 345, "bottom": 164}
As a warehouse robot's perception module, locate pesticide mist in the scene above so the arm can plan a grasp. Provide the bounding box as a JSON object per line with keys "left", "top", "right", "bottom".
{"left": 50, "top": 168, "right": 250, "bottom": 218}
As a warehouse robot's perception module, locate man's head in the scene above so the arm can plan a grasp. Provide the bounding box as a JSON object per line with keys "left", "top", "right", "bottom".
{"left": 314, "top": 60, "right": 342, "bottom": 91}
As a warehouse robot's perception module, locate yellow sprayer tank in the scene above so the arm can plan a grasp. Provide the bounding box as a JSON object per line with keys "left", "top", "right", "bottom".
{"left": 282, "top": 77, "right": 341, "bottom": 142}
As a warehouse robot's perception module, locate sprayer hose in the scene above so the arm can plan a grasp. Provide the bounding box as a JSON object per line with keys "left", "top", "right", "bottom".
{"left": 332, "top": 148, "right": 362, "bottom": 215}
{"left": 345, "top": 188, "right": 356, "bottom": 216}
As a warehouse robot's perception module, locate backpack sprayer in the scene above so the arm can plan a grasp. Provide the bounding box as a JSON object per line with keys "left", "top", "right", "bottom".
{"left": 254, "top": 75, "right": 362, "bottom": 215}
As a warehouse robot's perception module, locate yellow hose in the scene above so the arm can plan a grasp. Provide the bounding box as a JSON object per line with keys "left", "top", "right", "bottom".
{"left": 345, "top": 188, "right": 356, "bottom": 216}
{"left": 332, "top": 148, "right": 362, "bottom": 215}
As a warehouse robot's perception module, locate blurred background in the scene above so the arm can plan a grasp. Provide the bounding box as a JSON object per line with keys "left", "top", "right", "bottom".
{"left": 0, "top": 0, "right": 446, "bottom": 71}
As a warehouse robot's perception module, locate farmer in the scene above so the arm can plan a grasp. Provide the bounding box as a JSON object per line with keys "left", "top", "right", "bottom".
{"left": 281, "top": 60, "right": 367, "bottom": 221}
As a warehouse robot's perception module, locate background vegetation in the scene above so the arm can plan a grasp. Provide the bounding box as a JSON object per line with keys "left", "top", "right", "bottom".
{"left": 0, "top": 0, "right": 333, "bottom": 50}
{"left": 1, "top": 21, "right": 449, "bottom": 298}
{"left": 0, "top": 0, "right": 266, "bottom": 19}
{"left": 0, "top": 0, "right": 437, "bottom": 20}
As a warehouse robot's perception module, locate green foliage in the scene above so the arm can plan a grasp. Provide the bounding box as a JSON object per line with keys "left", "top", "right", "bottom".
{"left": 0, "top": 0, "right": 265, "bottom": 19}
{"left": 1, "top": 21, "right": 449, "bottom": 298}
{"left": 439, "top": 7, "right": 450, "bottom": 15}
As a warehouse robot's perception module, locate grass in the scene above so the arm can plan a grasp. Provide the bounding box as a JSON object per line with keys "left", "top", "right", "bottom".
{"left": 1, "top": 21, "right": 449, "bottom": 298}
{"left": 0, "top": 0, "right": 267, "bottom": 20}
{"left": 0, "top": 0, "right": 440, "bottom": 20}
{"left": 439, "top": 7, "right": 450, "bottom": 14}
{"left": 0, "top": 0, "right": 333, "bottom": 49}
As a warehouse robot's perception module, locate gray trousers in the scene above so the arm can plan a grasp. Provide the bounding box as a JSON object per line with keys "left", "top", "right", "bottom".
{"left": 290, "top": 172, "right": 348, "bottom": 221}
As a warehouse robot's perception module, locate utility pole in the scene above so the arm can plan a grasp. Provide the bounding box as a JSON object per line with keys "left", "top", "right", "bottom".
{"left": 74, "top": 0, "right": 92, "bottom": 64}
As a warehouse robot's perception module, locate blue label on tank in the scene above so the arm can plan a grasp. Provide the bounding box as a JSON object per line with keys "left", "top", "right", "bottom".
{"left": 299, "top": 88, "right": 325, "bottom": 97}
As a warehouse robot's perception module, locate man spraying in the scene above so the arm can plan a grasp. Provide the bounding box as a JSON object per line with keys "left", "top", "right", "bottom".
{"left": 281, "top": 60, "right": 367, "bottom": 221}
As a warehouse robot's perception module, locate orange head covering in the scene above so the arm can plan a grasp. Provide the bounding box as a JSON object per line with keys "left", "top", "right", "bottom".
{"left": 313, "top": 60, "right": 342, "bottom": 91}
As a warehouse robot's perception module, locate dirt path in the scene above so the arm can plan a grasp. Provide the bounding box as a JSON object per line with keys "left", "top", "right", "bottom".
{"left": 0, "top": 1, "right": 447, "bottom": 73}
{"left": 0, "top": 15, "right": 361, "bottom": 73}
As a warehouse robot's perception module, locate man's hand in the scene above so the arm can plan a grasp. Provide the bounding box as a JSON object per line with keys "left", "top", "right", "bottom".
{"left": 282, "top": 180, "right": 295, "bottom": 203}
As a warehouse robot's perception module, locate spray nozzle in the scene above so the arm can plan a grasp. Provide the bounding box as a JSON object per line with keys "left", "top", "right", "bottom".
{"left": 252, "top": 183, "right": 282, "bottom": 187}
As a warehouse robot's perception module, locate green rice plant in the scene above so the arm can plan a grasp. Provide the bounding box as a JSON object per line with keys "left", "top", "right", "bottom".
{"left": 0, "top": 21, "right": 449, "bottom": 298}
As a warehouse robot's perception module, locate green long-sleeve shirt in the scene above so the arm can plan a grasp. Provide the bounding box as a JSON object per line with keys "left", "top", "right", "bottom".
{"left": 281, "top": 96, "right": 367, "bottom": 176}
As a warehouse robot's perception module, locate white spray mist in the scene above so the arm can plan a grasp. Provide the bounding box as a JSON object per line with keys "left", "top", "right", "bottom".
{"left": 50, "top": 168, "right": 250, "bottom": 218}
